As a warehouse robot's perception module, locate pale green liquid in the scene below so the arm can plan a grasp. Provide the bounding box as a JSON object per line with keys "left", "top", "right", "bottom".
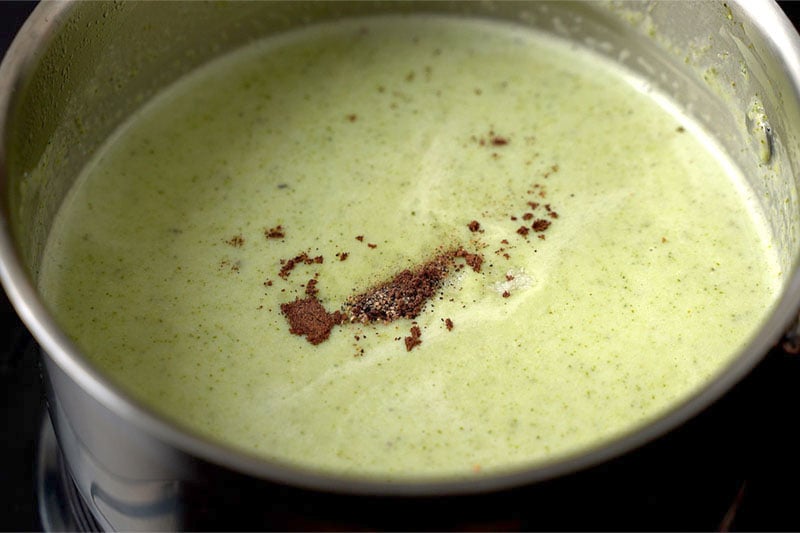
{"left": 39, "top": 16, "right": 780, "bottom": 479}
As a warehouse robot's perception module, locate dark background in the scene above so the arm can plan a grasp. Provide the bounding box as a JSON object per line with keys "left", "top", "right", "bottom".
{"left": 2, "top": 4, "right": 47, "bottom": 532}
{"left": 2, "top": 1, "right": 800, "bottom": 531}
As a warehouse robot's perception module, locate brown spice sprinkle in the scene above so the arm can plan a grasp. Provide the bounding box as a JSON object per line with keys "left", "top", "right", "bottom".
{"left": 532, "top": 219, "right": 551, "bottom": 232}
{"left": 445, "top": 318, "right": 454, "bottom": 331}
{"left": 265, "top": 225, "right": 285, "bottom": 239}
{"left": 219, "top": 259, "right": 240, "bottom": 273}
{"left": 280, "top": 297, "right": 345, "bottom": 345}
{"left": 305, "top": 278, "right": 319, "bottom": 297}
{"left": 278, "top": 247, "right": 483, "bottom": 346}
{"left": 355, "top": 235, "right": 364, "bottom": 242}
{"left": 473, "top": 130, "right": 510, "bottom": 148}
{"left": 226, "top": 234, "right": 245, "bottom": 247}
{"left": 404, "top": 325, "right": 422, "bottom": 352}
{"left": 454, "top": 248, "right": 483, "bottom": 273}
{"left": 346, "top": 114, "right": 357, "bottom": 122}
{"left": 517, "top": 226, "right": 530, "bottom": 236}
{"left": 545, "top": 204, "right": 559, "bottom": 219}
{"left": 278, "top": 252, "right": 323, "bottom": 279}
{"left": 468, "top": 220, "right": 481, "bottom": 232}
{"left": 367, "top": 243, "right": 378, "bottom": 249}
{"left": 336, "top": 252, "right": 349, "bottom": 261}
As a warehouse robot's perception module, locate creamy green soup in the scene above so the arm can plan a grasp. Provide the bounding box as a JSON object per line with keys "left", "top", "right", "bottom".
{"left": 39, "top": 16, "right": 780, "bottom": 479}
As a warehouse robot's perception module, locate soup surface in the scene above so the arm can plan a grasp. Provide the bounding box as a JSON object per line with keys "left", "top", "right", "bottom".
{"left": 39, "top": 15, "right": 781, "bottom": 479}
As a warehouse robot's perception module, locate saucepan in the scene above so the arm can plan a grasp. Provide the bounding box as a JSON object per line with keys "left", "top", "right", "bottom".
{"left": 2, "top": 1, "right": 800, "bottom": 530}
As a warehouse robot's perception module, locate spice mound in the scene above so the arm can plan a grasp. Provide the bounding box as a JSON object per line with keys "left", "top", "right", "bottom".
{"left": 346, "top": 255, "right": 451, "bottom": 324}
{"left": 279, "top": 247, "right": 483, "bottom": 346}
{"left": 280, "top": 297, "right": 345, "bottom": 345}
{"left": 345, "top": 247, "right": 481, "bottom": 324}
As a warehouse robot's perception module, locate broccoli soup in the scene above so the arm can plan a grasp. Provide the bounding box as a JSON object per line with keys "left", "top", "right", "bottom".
{"left": 39, "top": 16, "right": 781, "bottom": 479}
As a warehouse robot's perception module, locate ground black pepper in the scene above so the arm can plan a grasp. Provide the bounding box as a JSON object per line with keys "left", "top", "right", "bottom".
{"left": 345, "top": 247, "right": 482, "bottom": 325}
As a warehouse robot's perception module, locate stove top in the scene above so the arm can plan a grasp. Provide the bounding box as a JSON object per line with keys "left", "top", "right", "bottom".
{"left": 2, "top": 1, "right": 800, "bottom": 530}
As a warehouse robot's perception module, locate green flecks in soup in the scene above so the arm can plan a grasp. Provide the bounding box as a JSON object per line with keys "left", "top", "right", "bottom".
{"left": 39, "top": 16, "right": 781, "bottom": 479}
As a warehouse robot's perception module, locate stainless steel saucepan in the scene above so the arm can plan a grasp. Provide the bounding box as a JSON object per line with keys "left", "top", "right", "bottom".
{"left": 2, "top": 1, "right": 800, "bottom": 530}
